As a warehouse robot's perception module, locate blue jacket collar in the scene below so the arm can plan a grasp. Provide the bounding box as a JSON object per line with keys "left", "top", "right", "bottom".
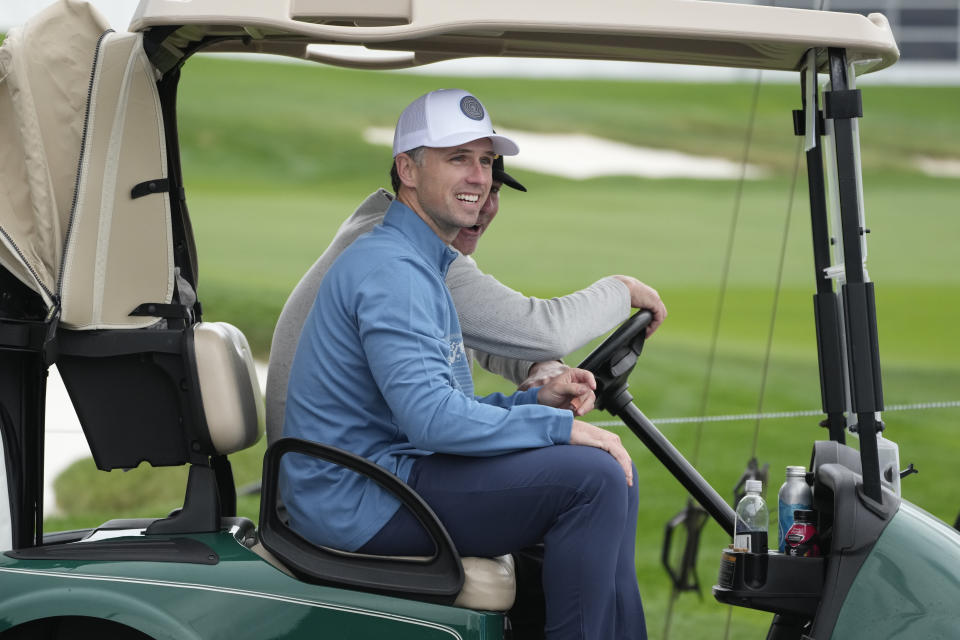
{"left": 383, "top": 200, "right": 458, "bottom": 276}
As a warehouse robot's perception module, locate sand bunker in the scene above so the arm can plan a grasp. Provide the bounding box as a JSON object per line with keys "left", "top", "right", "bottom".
{"left": 914, "top": 156, "right": 960, "bottom": 178}
{"left": 363, "top": 127, "right": 766, "bottom": 180}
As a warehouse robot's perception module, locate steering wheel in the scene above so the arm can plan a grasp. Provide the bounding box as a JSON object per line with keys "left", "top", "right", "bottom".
{"left": 578, "top": 310, "right": 739, "bottom": 536}
{"left": 577, "top": 310, "right": 653, "bottom": 412}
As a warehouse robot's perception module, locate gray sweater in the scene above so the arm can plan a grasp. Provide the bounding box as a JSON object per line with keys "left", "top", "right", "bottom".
{"left": 265, "top": 189, "right": 630, "bottom": 444}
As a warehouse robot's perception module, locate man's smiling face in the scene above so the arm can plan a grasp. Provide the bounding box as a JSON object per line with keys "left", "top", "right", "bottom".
{"left": 398, "top": 138, "right": 495, "bottom": 243}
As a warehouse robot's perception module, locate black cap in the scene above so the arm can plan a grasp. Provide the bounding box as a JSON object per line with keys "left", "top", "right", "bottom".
{"left": 493, "top": 156, "right": 526, "bottom": 192}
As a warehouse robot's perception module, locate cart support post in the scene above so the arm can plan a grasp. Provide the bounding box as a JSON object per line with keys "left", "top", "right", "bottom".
{"left": 797, "top": 52, "right": 848, "bottom": 445}
{"left": 609, "top": 389, "right": 736, "bottom": 536}
{"left": 825, "top": 47, "right": 884, "bottom": 503}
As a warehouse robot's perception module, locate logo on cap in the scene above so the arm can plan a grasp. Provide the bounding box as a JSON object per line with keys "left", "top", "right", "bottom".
{"left": 459, "top": 96, "right": 484, "bottom": 121}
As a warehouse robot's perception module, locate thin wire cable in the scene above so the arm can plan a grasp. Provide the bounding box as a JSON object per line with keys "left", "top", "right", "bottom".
{"left": 725, "top": 2, "right": 824, "bottom": 636}
{"left": 690, "top": 74, "right": 764, "bottom": 468}
{"left": 662, "top": 589, "right": 680, "bottom": 640}
{"left": 44, "top": 401, "right": 960, "bottom": 434}
{"left": 674, "top": 69, "right": 766, "bottom": 640}
{"left": 722, "top": 607, "right": 734, "bottom": 640}
{"left": 589, "top": 400, "right": 960, "bottom": 428}
{"left": 749, "top": 139, "right": 804, "bottom": 459}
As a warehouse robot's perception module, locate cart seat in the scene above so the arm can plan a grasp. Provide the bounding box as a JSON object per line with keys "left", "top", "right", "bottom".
{"left": 455, "top": 554, "right": 516, "bottom": 610}
{"left": 57, "top": 321, "right": 263, "bottom": 472}
{"left": 251, "top": 540, "right": 516, "bottom": 611}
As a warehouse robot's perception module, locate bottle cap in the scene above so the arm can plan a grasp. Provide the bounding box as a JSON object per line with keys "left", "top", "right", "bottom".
{"left": 786, "top": 465, "right": 807, "bottom": 476}
{"left": 745, "top": 479, "right": 763, "bottom": 493}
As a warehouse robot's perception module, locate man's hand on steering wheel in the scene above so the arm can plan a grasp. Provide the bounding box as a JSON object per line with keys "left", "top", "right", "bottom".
{"left": 537, "top": 367, "right": 596, "bottom": 416}
{"left": 612, "top": 275, "right": 667, "bottom": 337}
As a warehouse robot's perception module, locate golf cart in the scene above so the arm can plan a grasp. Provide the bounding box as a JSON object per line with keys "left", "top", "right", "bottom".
{"left": 1, "top": 1, "right": 957, "bottom": 638}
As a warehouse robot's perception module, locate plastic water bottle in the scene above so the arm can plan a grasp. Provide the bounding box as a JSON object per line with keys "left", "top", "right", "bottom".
{"left": 778, "top": 466, "right": 813, "bottom": 552}
{"left": 734, "top": 479, "right": 768, "bottom": 554}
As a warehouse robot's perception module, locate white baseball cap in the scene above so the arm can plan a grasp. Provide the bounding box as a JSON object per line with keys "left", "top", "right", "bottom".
{"left": 392, "top": 89, "right": 519, "bottom": 158}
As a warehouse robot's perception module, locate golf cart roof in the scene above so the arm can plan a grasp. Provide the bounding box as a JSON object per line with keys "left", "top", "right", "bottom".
{"left": 130, "top": 0, "right": 899, "bottom": 75}
{"left": 0, "top": 0, "right": 899, "bottom": 329}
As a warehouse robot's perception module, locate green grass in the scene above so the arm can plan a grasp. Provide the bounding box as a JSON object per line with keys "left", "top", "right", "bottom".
{"left": 45, "top": 56, "right": 960, "bottom": 639}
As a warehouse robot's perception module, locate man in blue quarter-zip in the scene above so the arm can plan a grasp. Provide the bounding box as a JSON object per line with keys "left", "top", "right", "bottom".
{"left": 282, "top": 89, "right": 647, "bottom": 640}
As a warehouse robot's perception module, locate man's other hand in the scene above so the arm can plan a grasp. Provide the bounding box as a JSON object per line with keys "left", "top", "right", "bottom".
{"left": 520, "top": 361, "right": 570, "bottom": 391}
{"left": 537, "top": 367, "right": 596, "bottom": 416}
{"left": 569, "top": 420, "right": 634, "bottom": 486}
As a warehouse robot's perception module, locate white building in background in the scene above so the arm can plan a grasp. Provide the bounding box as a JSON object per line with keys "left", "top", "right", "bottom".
{"left": 770, "top": 0, "right": 960, "bottom": 64}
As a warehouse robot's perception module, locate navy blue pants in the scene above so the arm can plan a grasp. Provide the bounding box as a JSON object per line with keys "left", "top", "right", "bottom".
{"left": 360, "top": 445, "right": 647, "bottom": 640}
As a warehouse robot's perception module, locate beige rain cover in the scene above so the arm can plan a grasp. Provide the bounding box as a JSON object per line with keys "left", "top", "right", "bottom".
{"left": 0, "top": 0, "right": 173, "bottom": 329}
{"left": 0, "top": 0, "right": 109, "bottom": 308}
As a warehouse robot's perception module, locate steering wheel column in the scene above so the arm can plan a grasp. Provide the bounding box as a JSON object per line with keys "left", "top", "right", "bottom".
{"left": 579, "top": 311, "right": 736, "bottom": 535}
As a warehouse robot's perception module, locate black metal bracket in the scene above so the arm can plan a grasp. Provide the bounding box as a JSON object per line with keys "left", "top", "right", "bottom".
{"left": 212, "top": 455, "right": 237, "bottom": 518}
{"left": 898, "top": 463, "right": 917, "bottom": 480}
{"left": 146, "top": 463, "right": 220, "bottom": 535}
{"left": 823, "top": 89, "right": 862, "bottom": 120}
{"left": 792, "top": 109, "right": 825, "bottom": 137}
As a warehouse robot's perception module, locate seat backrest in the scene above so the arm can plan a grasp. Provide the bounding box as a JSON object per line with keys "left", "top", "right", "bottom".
{"left": 265, "top": 189, "right": 393, "bottom": 445}
{"left": 57, "top": 28, "right": 174, "bottom": 330}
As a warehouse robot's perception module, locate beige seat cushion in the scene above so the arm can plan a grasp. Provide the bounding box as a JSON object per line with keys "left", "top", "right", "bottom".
{"left": 453, "top": 554, "right": 516, "bottom": 611}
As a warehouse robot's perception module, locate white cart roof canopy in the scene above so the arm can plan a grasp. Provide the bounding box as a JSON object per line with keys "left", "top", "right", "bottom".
{"left": 130, "top": 0, "right": 899, "bottom": 74}
{"left": 1, "top": 0, "right": 900, "bottom": 325}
